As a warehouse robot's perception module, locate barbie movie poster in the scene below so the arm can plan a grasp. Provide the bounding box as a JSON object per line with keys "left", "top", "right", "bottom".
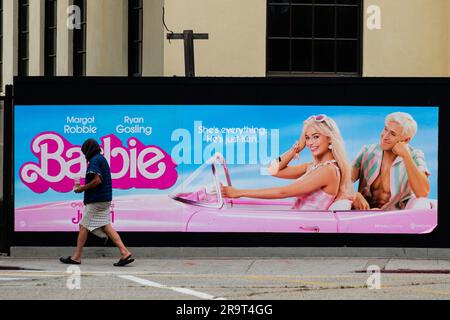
{"left": 14, "top": 105, "right": 438, "bottom": 234}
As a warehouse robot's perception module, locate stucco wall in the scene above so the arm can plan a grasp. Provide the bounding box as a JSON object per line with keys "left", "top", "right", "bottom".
{"left": 163, "top": 0, "right": 266, "bottom": 77}
{"left": 29, "top": 0, "right": 44, "bottom": 76}
{"left": 86, "top": 0, "right": 128, "bottom": 76}
{"left": 143, "top": 0, "right": 164, "bottom": 76}
{"left": 364, "top": 0, "right": 449, "bottom": 77}
{"left": 57, "top": 0, "right": 73, "bottom": 76}
{"left": 2, "top": 0, "right": 18, "bottom": 91}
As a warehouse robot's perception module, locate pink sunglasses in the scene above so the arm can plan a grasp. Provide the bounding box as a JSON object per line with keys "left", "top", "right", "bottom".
{"left": 305, "top": 114, "right": 328, "bottom": 123}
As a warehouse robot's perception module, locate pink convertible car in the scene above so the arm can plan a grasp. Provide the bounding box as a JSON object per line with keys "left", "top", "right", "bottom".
{"left": 169, "top": 153, "right": 438, "bottom": 234}
{"left": 15, "top": 153, "right": 437, "bottom": 234}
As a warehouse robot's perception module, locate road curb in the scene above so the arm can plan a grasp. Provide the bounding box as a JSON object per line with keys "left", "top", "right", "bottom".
{"left": 8, "top": 247, "right": 450, "bottom": 259}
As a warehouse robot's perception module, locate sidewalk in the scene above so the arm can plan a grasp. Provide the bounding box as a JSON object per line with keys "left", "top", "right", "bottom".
{"left": 1, "top": 255, "right": 450, "bottom": 300}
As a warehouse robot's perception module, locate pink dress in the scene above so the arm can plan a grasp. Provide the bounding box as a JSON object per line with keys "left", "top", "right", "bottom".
{"left": 292, "top": 160, "right": 341, "bottom": 211}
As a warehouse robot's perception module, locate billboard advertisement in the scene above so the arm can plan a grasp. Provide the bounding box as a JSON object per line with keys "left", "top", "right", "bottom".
{"left": 14, "top": 105, "right": 438, "bottom": 234}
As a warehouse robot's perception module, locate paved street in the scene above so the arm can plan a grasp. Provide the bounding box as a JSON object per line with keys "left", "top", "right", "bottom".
{"left": 1, "top": 257, "right": 450, "bottom": 300}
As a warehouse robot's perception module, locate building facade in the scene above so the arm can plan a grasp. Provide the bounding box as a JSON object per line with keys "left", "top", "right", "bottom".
{"left": 0, "top": 0, "right": 450, "bottom": 92}
{"left": 1, "top": 0, "right": 450, "bottom": 200}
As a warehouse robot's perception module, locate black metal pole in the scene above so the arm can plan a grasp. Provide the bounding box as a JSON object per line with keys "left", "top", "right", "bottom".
{"left": 167, "top": 30, "right": 207, "bottom": 77}
{"left": 183, "top": 30, "right": 195, "bottom": 77}
{"left": 0, "top": 96, "right": 4, "bottom": 253}
{"left": 1, "top": 85, "right": 13, "bottom": 255}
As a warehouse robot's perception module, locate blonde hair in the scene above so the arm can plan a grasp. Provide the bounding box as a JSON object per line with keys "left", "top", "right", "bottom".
{"left": 303, "top": 116, "right": 353, "bottom": 199}
{"left": 385, "top": 112, "right": 418, "bottom": 140}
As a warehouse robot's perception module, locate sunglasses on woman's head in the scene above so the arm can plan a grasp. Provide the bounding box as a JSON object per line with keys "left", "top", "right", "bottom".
{"left": 305, "top": 114, "right": 328, "bottom": 123}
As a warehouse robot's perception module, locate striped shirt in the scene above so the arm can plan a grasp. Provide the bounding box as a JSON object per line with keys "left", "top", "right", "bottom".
{"left": 353, "top": 144, "right": 430, "bottom": 210}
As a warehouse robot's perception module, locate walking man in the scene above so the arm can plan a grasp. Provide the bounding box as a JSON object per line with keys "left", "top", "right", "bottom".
{"left": 60, "top": 138, "right": 134, "bottom": 267}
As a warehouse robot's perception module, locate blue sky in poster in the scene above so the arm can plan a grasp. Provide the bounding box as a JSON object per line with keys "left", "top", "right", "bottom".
{"left": 14, "top": 105, "right": 439, "bottom": 207}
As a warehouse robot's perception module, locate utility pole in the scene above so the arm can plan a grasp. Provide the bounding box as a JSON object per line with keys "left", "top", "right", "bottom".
{"left": 167, "top": 30, "right": 209, "bottom": 77}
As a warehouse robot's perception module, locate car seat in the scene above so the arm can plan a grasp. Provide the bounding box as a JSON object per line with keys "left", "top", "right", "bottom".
{"left": 328, "top": 199, "right": 352, "bottom": 211}
{"left": 405, "top": 197, "right": 438, "bottom": 210}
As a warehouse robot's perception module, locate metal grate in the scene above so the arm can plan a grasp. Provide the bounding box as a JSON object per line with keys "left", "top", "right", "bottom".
{"left": 18, "top": 0, "right": 29, "bottom": 76}
{"left": 128, "top": 0, "right": 143, "bottom": 77}
{"left": 267, "top": 0, "right": 362, "bottom": 76}
{"left": 73, "top": 0, "right": 86, "bottom": 76}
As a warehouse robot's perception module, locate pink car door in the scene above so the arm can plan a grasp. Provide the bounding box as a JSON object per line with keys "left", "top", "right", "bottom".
{"left": 334, "top": 209, "right": 437, "bottom": 234}
{"left": 185, "top": 200, "right": 339, "bottom": 233}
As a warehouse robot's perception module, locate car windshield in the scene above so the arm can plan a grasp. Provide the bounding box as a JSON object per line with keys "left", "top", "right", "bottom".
{"left": 169, "top": 153, "right": 229, "bottom": 208}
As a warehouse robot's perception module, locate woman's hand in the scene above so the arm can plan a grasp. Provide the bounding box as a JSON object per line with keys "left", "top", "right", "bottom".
{"left": 291, "top": 141, "right": 303, "bottom": 155}
{"left": 291, "top": 127, "right": 307, "bottom": 159}
{"left": 299, "top": 126, "right": 307, "bottom": 151}
{"left": 220, "top": 185, "right": 242, "bottom": 198}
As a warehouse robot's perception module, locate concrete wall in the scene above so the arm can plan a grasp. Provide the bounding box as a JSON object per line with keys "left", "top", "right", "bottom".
{"left": 29, "top": 0, "right": 45, "bottom": 76}
{"left": 163, "top": 0, "right": 266, "bottom": 77}
{"left": 2, "top": 0, "right": 18, "bottom": 92}
{"left": 2, "top": 0, "right": 450, "bottom": 84}
{"left": 57, "top": 0, "right": 73, "bottom": 76}
{"left": 86, "top": 0, "right": 128, "bottom": 76}
{"left": 364, "top": 0, "right": 449, "bottom": 77}
{"left": 143, "top": 0, "right": 164, "bottom": 76}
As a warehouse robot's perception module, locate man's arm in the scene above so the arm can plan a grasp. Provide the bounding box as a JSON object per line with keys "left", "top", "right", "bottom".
{"left": 74, "top": 174, "right": 102, "bottom": 193}
{"left": 393, "top": 142, "right": 430, "bottom": 198}
{"left": 402, "top": 154, "right": 430, "bottom": 198}
{"left": 351, "top": 166, "right": 360, "bottom": 183}
{"left": 352, "top": 145, "right": 369, "bottom": 183}
{"left": 351, "top": 164, "right": 371, "bottom": 210}
{"left": 351, "top": 146, "right": 372, "bottom": 210}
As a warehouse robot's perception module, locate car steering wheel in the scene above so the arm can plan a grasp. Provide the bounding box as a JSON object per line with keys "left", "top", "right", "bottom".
{"left": 212, "top": 153, "right": 232, "bottom": 187}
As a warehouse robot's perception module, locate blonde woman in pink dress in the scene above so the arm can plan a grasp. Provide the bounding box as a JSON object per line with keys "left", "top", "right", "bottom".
{"left": 221, "top": 115, "right": 353, "bottom": 210}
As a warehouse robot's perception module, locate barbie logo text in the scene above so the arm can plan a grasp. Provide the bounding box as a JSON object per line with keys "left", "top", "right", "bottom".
{"left": 20, "top": 132, "right": 178, "bottom": 193}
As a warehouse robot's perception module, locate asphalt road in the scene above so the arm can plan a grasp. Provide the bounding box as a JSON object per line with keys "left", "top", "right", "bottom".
{"left": 1, "top": 257, "right": 450, "bottom": 300}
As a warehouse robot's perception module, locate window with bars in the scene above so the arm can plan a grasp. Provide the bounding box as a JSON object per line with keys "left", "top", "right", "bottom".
{"left": 18, "top": 0, "right": 29, "bottom": 77}
{"left": 128, "top": 0, "right": 143, "bottom": 77}
{"left": 267, "top": 0, "right": 362, "bottom": 76}
{"left": 73, "top": 0, "right": 86, "bottom": 76}
{"left": 45, "top": 0, "right": 57, "bottom": 76}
